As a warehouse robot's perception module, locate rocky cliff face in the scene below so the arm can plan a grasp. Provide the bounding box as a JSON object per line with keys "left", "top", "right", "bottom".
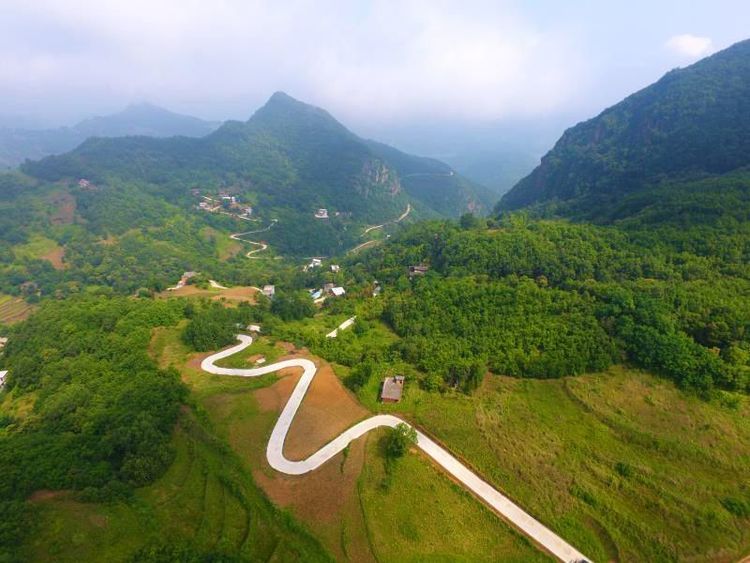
{"left": 356, "top": 158, "right": 401, "bottom": 197}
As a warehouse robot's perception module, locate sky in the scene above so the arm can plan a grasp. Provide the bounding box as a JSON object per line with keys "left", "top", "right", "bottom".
{"left": 1, "top": 0, "right": 749, "bottom": 130}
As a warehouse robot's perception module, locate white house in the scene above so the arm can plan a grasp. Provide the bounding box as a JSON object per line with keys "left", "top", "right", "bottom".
{"left": 262, "top": 285, "right": 275, "bottom": 298}
{"left": 330, "top": 287, "right": 346, "bottom": 297}
{"left": 330, "top": 264, "right": 340, "bottom": 273}
{"left": 314, "top": 208, "right": 329, "bottom": 219}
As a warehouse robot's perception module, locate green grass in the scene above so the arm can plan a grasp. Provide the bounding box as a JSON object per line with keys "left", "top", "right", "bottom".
{"left": 358, "top": 431, "right": 552, "bottom": 562}
{"left": 350, "top": 365, "right": 750, "bottom": 562}
{"left": 12, "top": 235, "right": 60, "bottom": 260}
{"left": 24, "top": 412, "right": 331, "bottom": 562}
{"left": 214, "top": 336, "right": 285, "bottom": 368}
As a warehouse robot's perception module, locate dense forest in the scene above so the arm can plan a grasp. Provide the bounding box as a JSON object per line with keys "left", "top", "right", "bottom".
{"left": 345, "top": 217, "right": 750, "bottom": 395}
{"left": 0, "top": 297, "right": 188, "bottom": 561}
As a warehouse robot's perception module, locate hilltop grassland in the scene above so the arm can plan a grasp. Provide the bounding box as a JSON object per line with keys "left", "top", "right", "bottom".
{"left": 346, "top": 359, "right": 750, "bottom": 562}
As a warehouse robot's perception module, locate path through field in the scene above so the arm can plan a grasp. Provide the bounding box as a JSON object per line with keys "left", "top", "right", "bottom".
{"left": 201, "top": 335, "right": 590, "bottom": 563}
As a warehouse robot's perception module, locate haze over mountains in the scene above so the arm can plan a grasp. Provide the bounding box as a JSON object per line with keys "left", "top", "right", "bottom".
{"left": 0, "top": 103, "right": 219, "bottom": 169}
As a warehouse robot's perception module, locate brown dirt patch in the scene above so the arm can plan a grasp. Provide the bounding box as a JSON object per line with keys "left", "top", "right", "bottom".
{"left": 29, "top": 490, "right": 69, "bottom": 502}
{"left": 157, "top": 285, "right": 257, "bottom": 304}
{"left": 250, "top": 352, "right": 374, "bottom": 561}
{"left": 42, "top": 246, "right": 65, "bottom": 270}
{"left": 48, "top": 191, "right": 76, "bottom": 225}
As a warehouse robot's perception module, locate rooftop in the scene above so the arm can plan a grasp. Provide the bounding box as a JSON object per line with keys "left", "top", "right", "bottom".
{"left": 381, "top": 375, "right": 405, "bottom": 402}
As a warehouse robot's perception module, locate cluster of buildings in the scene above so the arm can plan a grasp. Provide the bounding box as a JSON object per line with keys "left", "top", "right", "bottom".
{"left": 193, "top": 189, "right": 253, "bottom": 218}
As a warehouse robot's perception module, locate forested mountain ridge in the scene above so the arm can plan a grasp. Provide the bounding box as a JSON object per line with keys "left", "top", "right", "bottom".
{"left": 499, "top": 39, "right": 750, "bottom": 216}
{"left": 24, "top": 92, "right": 491, "bottom": 224}
{"left": 0, "top": 103, "right": 219, "bottom": 168}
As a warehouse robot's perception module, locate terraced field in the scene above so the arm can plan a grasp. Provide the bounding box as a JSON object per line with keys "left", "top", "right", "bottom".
{"left": 24, "top": 413, "right": 330, "bottom": 562}
{"left": 0, "top": 294, "right": 34, "bottom": 324}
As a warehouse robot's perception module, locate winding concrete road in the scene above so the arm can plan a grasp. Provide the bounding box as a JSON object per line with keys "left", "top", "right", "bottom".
{"left": 200, "top": 335, "right": 590, "bottom": 563}
{"left": 362, "top": 203, "right": 412, "bottom": 235}
{"left": 230, "top": 219, "right": 278, "bottom": 258}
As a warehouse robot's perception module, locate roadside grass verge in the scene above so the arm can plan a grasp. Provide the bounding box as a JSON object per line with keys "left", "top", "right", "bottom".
{"left": 358, "top": 428, "right": 552, "bottom": 562}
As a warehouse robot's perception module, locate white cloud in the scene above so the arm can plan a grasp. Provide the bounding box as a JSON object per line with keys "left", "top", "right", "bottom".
{"left": 665, "top": 34, "right": 713, "bottom": 58}
{"left": 0, "top": 0, "right": 588, "bottom": 124}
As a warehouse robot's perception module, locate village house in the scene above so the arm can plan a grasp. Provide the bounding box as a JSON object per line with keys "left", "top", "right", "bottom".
{"left": 323, "top": 282, "right": 335, "bottom": 293}
{"left": 262, "top": 284, "right": 275, "bottom": 299}
{"left": 0, "top": 370, "right": 7, "bottom": 388}
{"left": 409, "top": 265, "right": 430, "bottom": 276}
{"left": 0, "top": 337, "right": 7, "bottom": 349}
{"left": 78, "top": 178, "right": 91, "bottom": 188}
{"left": 246, "top": 324, "right": 262, "bottom": 333}
{"left": 380, "top": 375, "right": 405, "bottom": 403}
{"left": 330, "top": 264, "right": 340, "bottom": 273}
{"left": 243, "top": 206, "right": 253, "bottom": 216}
{"left": 309, "top": 289, "right": 323, "bottom": 300}
{"left": 314, "top": 208, "right": 329, "bottom": 219}
{"left": 330, "top": 286, "right": 346, "bottom": 297}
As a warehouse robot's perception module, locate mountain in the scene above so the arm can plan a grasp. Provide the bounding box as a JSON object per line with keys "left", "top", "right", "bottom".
{"left": 499, "top": 39, "right": 750, "bottom": 218}
{"left": 22, "top": 93, "right": 491, "bottom": 254}
{"left": 0, "top": 104, "right": 219, "bottom": 168}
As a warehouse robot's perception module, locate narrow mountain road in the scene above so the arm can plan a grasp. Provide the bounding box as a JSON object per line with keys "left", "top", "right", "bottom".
{"left": 347, "top": 239, "right": 380, "bottom": 254}
{"left": 325, "top": 316, "right": 356, "bottom": 338}
{"left": 230, "top": 219, "right": 278, "bottom": 258}
{"left": 402, "top": 170, "right": 455, "bottom": 178}
{"left": 201, "top": 335, "right": 590, "bottom": 563}
{"left": 362, "top": 203, "right": 411, "bottom": 235}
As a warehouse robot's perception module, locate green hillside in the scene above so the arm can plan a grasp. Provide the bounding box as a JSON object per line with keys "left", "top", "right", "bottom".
{"left": 499, "top": 39, "right": 750, "bottom": 218}
{"left": 22, "top": 93, "right": 491, "bottom": 257}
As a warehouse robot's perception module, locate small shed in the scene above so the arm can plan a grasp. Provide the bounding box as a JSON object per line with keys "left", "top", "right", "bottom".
{"left": 380, "top": 375, "right": 405, "bottom": 403}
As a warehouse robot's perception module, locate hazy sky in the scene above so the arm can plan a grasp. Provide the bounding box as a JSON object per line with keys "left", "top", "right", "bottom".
{"left": 1, "top": 0, "right": 749, "bottom": 128}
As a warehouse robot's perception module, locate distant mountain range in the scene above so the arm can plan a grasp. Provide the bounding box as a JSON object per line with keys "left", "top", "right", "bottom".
{"left": 20, "top": 93, "right": 493, "bottom": 255}
{"left": 0, "top": 103, "right": 220, "bottom": 168}
{"left": 499, "top": 39, "right": 750, "bottom": 223}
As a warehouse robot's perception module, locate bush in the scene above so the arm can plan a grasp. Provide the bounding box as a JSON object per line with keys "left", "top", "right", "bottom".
{"left": 385, "top": 423, "right": 417, "bottom": 459}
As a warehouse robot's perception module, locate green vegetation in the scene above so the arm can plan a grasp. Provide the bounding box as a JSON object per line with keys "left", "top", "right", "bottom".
{"left": 20, "top": 93, "right": 487, "bottom": 258}
{"left": 383, "top": 423, "right": 417, "bottom": 459}
{"left": 23, "top": 413, "right": 330, "bottom": 563}
{"left": 500, "top": 39, "right": 750, "bottom": 214}
{"left": 351, "top": 366, "right": 750, "bottom": 562}
{"left": 359, "top": 430, "right": 552, "bottom": 563}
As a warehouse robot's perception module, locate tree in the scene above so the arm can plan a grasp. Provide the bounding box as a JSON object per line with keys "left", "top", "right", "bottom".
{"left": 385, "top": 423, "right": 417, "bottom": 459}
